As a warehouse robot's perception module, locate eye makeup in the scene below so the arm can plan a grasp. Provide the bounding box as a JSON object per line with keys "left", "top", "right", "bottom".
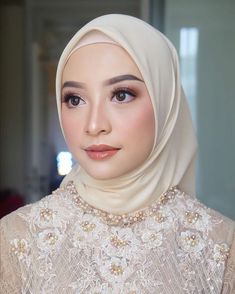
{"left": 62, "top": 92, "right": 85, "bottom": 108}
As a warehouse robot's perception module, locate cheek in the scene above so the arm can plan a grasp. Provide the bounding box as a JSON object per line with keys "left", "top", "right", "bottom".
{"left": 120, "top": 102, "right": 155, "bottom": 149}
{"left": 61, "top": 109, "right": 82, "bottom": 147}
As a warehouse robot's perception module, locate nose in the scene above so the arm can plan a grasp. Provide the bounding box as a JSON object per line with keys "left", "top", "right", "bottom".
{"left": 84, "top": 102, "right": 112, "bottom": 136}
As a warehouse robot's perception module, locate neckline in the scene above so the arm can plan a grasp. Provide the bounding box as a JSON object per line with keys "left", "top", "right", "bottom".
{"left": 65, "top": 181, "right": 181, "bottom": 227}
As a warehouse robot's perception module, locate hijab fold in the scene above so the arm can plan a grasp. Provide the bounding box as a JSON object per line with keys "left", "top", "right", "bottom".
{"left": 56, "top": 14, "right": 197, "bottom": 214}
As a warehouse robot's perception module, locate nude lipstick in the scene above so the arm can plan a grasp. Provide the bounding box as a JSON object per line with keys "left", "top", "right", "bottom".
{"left": 84, "top": 144, "right": 120, "bottom": 160}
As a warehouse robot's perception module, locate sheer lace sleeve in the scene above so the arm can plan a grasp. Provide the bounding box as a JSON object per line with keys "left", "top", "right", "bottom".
{"left": 222, "top": 232, "right": 235, "bottom": 293}
{"left": 0, "top": 209, "right": 31, "bottom": 293}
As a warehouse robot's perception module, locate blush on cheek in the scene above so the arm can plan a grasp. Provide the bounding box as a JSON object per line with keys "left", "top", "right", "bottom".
{"left": 61, "top": 113, "right": 80, "bottom": 152}
{"left": 121, "top": 105, "right": 155, "bottom": 160}
{"left": 128, "top": 104, "right": 155, "bottom": 135}
{"left": 139, "top": 105, "right": 155, "bottom": 148}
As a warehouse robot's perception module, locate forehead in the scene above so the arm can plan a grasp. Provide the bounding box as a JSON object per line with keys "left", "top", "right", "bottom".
{"left": 62, "top": 43, "right": 143, "bottom": 81}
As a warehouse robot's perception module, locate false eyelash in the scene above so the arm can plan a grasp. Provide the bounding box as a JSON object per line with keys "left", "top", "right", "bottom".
{"left": 111, "top": 86, "right": 137, "bottom": 98}
{"left": 62, "top": 92, "right": 81, "bottom": 103}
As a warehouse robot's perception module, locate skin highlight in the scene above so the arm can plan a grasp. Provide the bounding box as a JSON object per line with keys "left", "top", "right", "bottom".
{"left": 61, "top": 43, "right": 155, "bottom": 180}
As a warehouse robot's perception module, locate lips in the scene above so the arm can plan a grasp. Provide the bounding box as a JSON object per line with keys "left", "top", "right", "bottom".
{"left": 84, "top": 144, "right": 120, "bottom": 160}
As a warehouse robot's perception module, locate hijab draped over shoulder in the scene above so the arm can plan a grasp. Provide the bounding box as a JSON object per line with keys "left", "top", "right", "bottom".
{"left": 56, "top": 14, "right": 197, "bottom": 214}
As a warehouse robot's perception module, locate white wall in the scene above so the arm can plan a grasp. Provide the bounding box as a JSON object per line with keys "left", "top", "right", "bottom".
{"left": 165, "top": 0, "right": 235, "bottom": 219}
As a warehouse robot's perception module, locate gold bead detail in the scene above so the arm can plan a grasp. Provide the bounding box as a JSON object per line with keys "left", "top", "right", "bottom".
{"left": 44, "top": 233, "right": 58, "bottom": 245}
{"left": 185, "top": 234, "right": 198, "bottom": 247}
{"left": 154, "top": 212, "right": 166, "bottom": 223}
{"left": 11, "top": 239, "right": 27, "bottom": 255}
{"left": 216, "top": 244, "right": 230, "bottom": 261}
{"left": 68, "top": 181, "right": 179, "bottom": 227}
{"left": 81, "top": 221, "right": 96, "bottom": 232}
{"left": 110, "top": 235, "right": 128, "bottom": 248}
{"left": 110, "top": 263, "right": 124, "bottom": 275}
{"left": 185, "top": 211, "right": 200, "bottom": 224}
{"left": 40, "top": 208, "right": 54, "bottom": 221}
{"left": 150, "top": 233, "right": 157, "bottom": 241}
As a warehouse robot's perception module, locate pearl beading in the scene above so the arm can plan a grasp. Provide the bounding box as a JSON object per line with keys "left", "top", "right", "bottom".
{"left": 65, "top": 181, "right": 179, "bottom": 227}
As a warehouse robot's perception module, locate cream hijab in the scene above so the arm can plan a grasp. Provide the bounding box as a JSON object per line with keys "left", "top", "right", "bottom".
{"left": 56, "top": 14, "right": 197, "bottom": 214}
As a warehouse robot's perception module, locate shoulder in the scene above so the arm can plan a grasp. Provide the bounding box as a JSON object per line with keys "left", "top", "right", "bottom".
{"left": 175, "top": 190, "right": 235, "bottom": 239}
{"left": 195, "top": 196, "right": 235, "bottom": 243}
{"left": 0, "top": 186, "right": 75, "bottom": 245}
{"left": 170, "top": 190, "right": 235, "bottom": 291}
{"left": 0, "top": 186, "right": 77, "bottom": 285}
{"left": 168, "top": 189, "right": 235, "bottom": 265}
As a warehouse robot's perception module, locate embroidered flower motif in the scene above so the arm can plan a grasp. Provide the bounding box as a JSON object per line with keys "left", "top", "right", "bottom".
{"left": 72, "top": 213, "right": 106, "bottom": 247}
{"left": 10, "top": 238, "right": 29, "bottom": 260}
{"left": 40, "top": 208, "right": 54, "bottom": 221}
{"left": 37, "top": 228, "right": 62, "bottom": 252}
{"left": 143, "top": 207, "right": 175, "bottom": 232}
{"left": 29, "top": 197, "right": 72, "bottom": 230}
{"left": 110, "top": 235, "right": 128, "bottom": 248}
{"left": 110, "top": 262, "right": 124, "bottom": 275}
{"left": 213, "top": 243, "right": 230, "bottom": 262}
{"left": 99, "top": 256, "right": 132, "bottom": 284}
{"left": 102, "top": 227, "right": 140, "bottom": 259}
{"left": 81, "top": 221, "right": 96, "bottom": 232}
{"left": 178, "top": 231, "right": 205, "bottom": 253}
{"left": 180, "top": 200, "right": 211, "bottom": 232}
{"left": 185, "top": 211, "right": 200, "bottom": 224}
{"left": 141, "top": 230, "right": 163, "bottom": 249}
{"left": 154, "top": 211, "right": 167, "bottom": 223}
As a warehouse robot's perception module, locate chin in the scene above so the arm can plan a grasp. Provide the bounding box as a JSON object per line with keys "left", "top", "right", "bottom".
{"left": 86, "top": 169, "right": 121, "bottom": 180}
{"left": 76, "top": 155, "right": 137, "bottom": 180}
{"left": 80, "top": 163, "right": 126, "bottom": 180}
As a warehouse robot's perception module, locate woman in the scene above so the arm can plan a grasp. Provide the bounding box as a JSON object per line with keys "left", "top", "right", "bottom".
{"left": 1, "top": 14, "right": 235, "bottom": 293}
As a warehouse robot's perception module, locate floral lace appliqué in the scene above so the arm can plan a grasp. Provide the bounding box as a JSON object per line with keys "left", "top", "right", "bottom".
{"left": 7, "top": 182, "right": 231, "bottom": 294}
{"left": 10, "top": 238, "right": 30, "bottom": 260}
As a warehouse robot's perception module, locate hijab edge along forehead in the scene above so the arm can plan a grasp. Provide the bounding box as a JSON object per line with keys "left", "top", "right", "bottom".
{"left": 56, "top": 14, "right": 178, "bottom": 150}
{"left": 56, "top": 26, "right": 158, "bottom": 128}
{"left": 56, "top": 14, "right": 197, "bottom": 213}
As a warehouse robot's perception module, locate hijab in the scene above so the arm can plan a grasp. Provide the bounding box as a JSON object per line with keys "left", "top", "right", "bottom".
{"left": 56, "top": 14, "right": 197, "bottom": 214}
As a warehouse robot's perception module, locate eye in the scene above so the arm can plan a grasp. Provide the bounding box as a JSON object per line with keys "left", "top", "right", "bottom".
{"left": 111, "top": 88, "right": 136, "bottom": 103}
{"left": 62, "top": 94, "right": 85, "bottom": 108}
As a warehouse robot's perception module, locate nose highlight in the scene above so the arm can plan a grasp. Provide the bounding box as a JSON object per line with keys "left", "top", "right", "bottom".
{"left": 85, "top": 104, "right": 111, "bottom": 136}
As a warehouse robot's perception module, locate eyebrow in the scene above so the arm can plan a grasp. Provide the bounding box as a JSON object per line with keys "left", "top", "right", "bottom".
{"left": 62, "top": 81, "right": 85, "bottom": 89}
{"left": 62, "top": 74, "right": 144, "bottom": 89}
{"left": 103, "top": 74, "right": 144, "bottom": 85}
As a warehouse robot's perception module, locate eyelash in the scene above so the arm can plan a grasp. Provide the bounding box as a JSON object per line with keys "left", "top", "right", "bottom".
{"left": 62, "top": 86, "right": 137, "bottom": 108}
{"left": 62, "top": 93, "right": 84, "bottom": 108}
{"left": 111, "top": 87, "right": 137, "bottom": 103}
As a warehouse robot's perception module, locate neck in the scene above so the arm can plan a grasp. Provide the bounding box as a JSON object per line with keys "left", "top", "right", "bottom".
{"left": 62, "top": 165, "right": 167, "bottom": 214}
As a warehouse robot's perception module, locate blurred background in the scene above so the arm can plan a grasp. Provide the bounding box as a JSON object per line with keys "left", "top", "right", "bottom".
{"left": 0, "top": 0, "right": 234, "bottom": 219}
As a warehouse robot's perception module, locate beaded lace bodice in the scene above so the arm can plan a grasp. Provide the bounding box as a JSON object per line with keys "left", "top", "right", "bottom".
{"left": 1, "top": 182, "right": 235, "bottom": 294}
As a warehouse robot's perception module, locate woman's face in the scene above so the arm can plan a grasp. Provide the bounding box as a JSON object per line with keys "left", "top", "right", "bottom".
{"left": 61, "top": 43, "right": 155, "bottom": 180}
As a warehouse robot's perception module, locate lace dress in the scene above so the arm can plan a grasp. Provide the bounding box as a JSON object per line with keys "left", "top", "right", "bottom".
{"left": 1, "top": 182, "right": 235, "bottom": 293}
